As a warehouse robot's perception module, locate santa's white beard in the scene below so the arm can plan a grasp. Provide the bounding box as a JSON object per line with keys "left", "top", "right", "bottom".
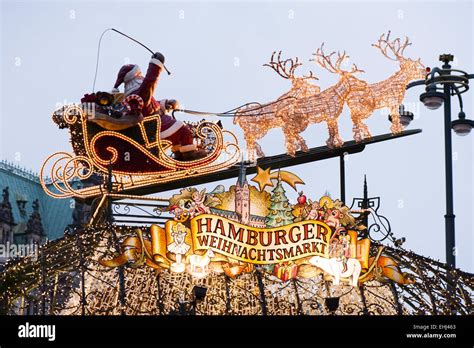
{"left": 124, "top": 76, "right": 144, "bottom": 95}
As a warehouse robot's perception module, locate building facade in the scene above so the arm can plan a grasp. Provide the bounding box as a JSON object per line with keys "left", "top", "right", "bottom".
{"left": 0, "top": 160, "right": 82, "bottom": 261}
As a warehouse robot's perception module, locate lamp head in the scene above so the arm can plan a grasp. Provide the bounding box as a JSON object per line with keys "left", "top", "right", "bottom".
{"left": 388, "top": 104, "right": 414, "bottom": 127}
{"left": 420, "top": 87, "right": 445, "bottom": 110}
{"left": 452, "top": 111, "right": 474, "bottom": 136}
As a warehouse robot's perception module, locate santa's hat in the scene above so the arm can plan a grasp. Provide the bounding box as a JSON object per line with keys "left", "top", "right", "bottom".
{"left": 112, "top": 64, "right": 141, "bottom": 93}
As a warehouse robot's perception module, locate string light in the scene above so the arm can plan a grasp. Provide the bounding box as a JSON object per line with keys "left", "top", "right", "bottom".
{"left": 235, "top": 47, "right": 365, "bottom": 161}
{"left": 3, "top": 225, "right": 470, "bottom": 315}
{"left": 41, "top": 104, "right": 240, "bottom": 198}
{"left": 234, "top": 33, "right": 424, "bottom": 160}
{"left": 347, "top": 31, "right": 425, "bottom": 141}
{"left": 11, "top": 34, "right": 467, "bottom": 316}
{"left": 234, "top": 51, "right": 321, "bottom": 161}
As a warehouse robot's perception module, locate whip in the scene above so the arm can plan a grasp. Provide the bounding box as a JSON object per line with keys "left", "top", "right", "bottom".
{"left": 93, "top": 28, "right": 171, "bottom": 92}
{"left": 92, "top": 28, "right": 284, "bottom": 119}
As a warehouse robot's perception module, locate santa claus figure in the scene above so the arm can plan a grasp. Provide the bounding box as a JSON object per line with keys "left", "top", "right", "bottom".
{"left": 112, "top": 52, "right": 207, "bottom": 161}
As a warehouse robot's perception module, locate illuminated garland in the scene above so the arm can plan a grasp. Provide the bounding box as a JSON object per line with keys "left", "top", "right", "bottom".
{"left": 2, "top": 222, "right": 472, "bottom": 315}
{"left": 42, "top": 105, "right": 240, "bottom": 199}
{"left": 234, "top": 33, "right": 424, "bottom": 161}
{"left": 347, "top": 31, "right": 425, "bottom": 141}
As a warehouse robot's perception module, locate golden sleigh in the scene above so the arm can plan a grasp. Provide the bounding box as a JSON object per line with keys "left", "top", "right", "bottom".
{"left": 40, "top": 100, "right": 240, "bottom": 199}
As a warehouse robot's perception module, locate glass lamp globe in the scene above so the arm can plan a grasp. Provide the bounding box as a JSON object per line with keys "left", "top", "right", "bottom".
{"left": 452, "top": 112, "right": 474, "bottom": 136}
{"left": 420, "top": 90, "right": 445, "bottom": 110}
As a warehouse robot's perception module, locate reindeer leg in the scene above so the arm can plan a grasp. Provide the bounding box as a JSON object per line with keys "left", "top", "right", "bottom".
{"left": 283, "top": 129, "right": 298, "bottom": 156}
{"left": 244, "top": 135, "right": 257, "bottom": 162}
{"left": 244, "top": 130, "right": 265, "bottom": 162}
{"left": 296, "top": 134, "right": 309, "bottom": 152}
{"left": 352, "top": 121, "right": 364, "bottom": 142}
{"left": 351, "top": 109, "right": 372, "bottom": 142}
{"left": 389, "top": 104, "right": 403, "bottom": 134}
{"left": 255, "top": 142, "right": 265, "bottom": 159}
{"left": 350, "top": 107, "right": 365, "bottom": 142}
{"left": 361, "top": 123, "right": 372, "bottom": 139}
{"left": 326, "top": 119, "right": 335, "bottom": 148}
{"left": 326, "top": 120, "right": 344, "bottom": 148}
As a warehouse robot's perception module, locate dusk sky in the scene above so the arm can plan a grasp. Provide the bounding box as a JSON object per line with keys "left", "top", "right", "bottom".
{"left": 1, "top": 0, "right": 472, "bottom": 271}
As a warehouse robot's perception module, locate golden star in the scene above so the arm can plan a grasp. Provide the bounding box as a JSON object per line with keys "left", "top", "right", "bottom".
{"left": 251, "top": 166, "right": 274, "bottom": 191}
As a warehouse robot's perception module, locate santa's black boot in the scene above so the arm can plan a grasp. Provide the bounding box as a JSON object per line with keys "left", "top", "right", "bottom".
{"left": 181, "top": 149, "right": 208, "bottom": 161}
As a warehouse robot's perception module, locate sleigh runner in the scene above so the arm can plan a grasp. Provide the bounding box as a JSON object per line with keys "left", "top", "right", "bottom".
{"left": 40, "top": 101, "right": 240, "bottom": 199}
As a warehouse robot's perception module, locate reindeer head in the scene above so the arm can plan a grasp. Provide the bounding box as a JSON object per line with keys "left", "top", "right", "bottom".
{"left": 264, "top": 51, "right": 318, "bottom": 89}
{"left": 372, "top": 31, "right": 425, "bottom": 80}
{"left": 311, "top": 43, "right": 365, "bottom": 85}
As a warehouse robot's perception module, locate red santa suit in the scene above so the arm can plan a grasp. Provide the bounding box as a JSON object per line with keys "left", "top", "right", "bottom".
{"left": 112, "top": 59, "right": 197, "bottom": 154}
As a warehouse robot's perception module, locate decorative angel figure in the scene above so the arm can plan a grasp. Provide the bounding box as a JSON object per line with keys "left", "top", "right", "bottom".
{"left": 167, "top": 223, "right": 191, "bottom": 273}
{"left": 190, "top": 188, "right": 211, "bottom": 217}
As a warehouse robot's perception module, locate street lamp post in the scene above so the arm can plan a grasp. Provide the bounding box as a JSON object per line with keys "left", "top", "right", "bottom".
{"left": 404, "top": 54, "right": 474, "bottom": 269}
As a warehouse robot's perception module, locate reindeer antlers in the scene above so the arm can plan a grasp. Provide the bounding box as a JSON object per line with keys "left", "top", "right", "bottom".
{"left": 264, "top": 51, "right": 317, "bottom": 80}
{"left": 311, "top": 43, "right": 364, "bottom": 74}
{"left": 372, "top": 30, "right": 412, "bottom": 61}
{"left": 302, "top": 70, "right": 318, "bottom": 80}
{"left": 311, "top": 43, "right": 340, "bottom": 73}
{"left": 264, "top": 51, "right": 301, "bottom": 79}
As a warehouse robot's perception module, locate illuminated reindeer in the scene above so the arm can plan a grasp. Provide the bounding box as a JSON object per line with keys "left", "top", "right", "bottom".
{"left": 234, "top": 51, "right": 320, "bottom": 161}
{"left": 293, "top": 44, "right": 366, "bottom": 148}
{"left": 346, "top": 31, "right": 426, "bottom": 141}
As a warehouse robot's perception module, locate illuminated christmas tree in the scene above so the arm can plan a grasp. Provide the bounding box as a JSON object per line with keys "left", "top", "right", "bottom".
{"left": 265, "top": 174, "right": 294, "bottom": 227}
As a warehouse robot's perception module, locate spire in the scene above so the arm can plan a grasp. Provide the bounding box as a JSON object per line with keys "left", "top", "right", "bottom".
{"left": 362, "top": 175, "right": 369, "bottom": 231}
{"left": 237, "top": 161, "right": 247, "bottom": 187}
{"left": 363, "top": 175, "right": 368, "bottom": 202}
